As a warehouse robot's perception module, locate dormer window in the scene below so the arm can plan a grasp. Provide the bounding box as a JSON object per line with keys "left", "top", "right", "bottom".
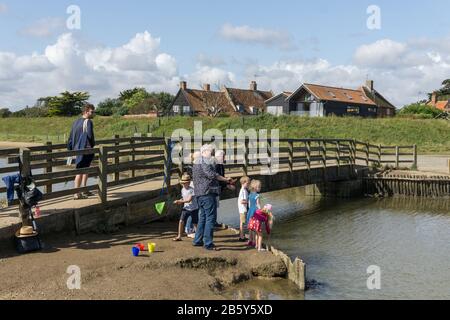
{"left": 249, "top": 106, "right": 258, "bottom": 115}
{"left": 237, "top": 105, "right": 245, "bottom": 113}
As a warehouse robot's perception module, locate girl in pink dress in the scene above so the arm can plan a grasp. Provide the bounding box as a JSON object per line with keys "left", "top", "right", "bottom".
{"left": 248, "top": 204, "right": 274, "bottom": 251}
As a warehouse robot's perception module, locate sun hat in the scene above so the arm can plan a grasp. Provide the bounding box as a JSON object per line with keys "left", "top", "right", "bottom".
{"left": 15, "top": 226, "right": 37, "bottom": 238}
{"left": 180, "top": 173, "right": 191, "bottom": 184}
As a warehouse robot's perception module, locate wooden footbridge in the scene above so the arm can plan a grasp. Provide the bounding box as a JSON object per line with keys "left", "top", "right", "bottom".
{"left": 0, "top": 136, "right": 419, "bottom": 239}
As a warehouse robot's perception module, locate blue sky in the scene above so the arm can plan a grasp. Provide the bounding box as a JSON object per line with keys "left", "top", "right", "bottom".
{"left": 1, "top": 0, "right": 450, "bottom": 109}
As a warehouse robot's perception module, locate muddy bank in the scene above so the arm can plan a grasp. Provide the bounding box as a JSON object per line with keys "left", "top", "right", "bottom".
{"left": 0, "top": 221, "right": 300, "bottom": 300}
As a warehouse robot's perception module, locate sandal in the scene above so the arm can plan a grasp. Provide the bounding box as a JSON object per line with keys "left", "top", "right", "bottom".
{"left": 173, "top": 237, "right": 182, "bottom": 242}
{"left": 74, "top": 193, "right": 88, "bottom": 200}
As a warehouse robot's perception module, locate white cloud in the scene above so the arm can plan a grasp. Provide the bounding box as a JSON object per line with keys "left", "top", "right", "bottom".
{"left": 0, "top": 3, "right": 7, "bottom": 14}
{"left": 19, "top": 17, "right": 65, "bottom": 38}
{"left": 1, "top": 30, "right": 450, "bottom": 110}
{"left": 0, "top": 31, "right": 181, "bottom": 109}
{"left": 354, "top": 39, "right": 407, "bottom": 67}
{"left": 219, "top": 23, "right": 295, "bottom": 50}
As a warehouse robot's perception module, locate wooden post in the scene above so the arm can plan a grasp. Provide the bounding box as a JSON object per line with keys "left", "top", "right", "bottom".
{"left": 322, "top": 140, "right": 327, "bottom": 181}
{"left": 395, "top": 146, "right": 400, "bottom": 169}
{"left": 130, "top": 137, "right": 136, "bottom": 178}
{"left": 378, "top": 144, "right": 382, "bottom": 167}
{"left": 45, "top": 141, "right": 53, "bottom": 194}
{"left": 288, "top": 140, "right": 294, "bottom": 174}
{"left": 19, "top": 148, "right": 32, "bottom": 227}
{"left": 336, "top": 141, "right": 341, "bottom": 177}
{"left": 164, "top": 137, "right": 172, "bottom": 189}
{"left": 413, "top": 144, "right": 418, "bottom": 170}
{"left": 243, "top": 137, "right": 249, "bottom": 176}
{"left": 365, "top": 142, "right": 370, "bottom": 167}
{"left": 288, "top": 140, "right": 294, "bottom": 185}
{"left": 306, "top": 141, "right": 311, "bottom": 171}
{"left": 114, "top": 135, "right": 120, "bottom": 183}
{"left": 98, "top": 146, "right": 108, "bottom": 205}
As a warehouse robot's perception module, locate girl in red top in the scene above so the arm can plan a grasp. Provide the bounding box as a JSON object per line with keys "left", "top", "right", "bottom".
{"left": 248, "top": 204, "right": 274, "bottom": 252}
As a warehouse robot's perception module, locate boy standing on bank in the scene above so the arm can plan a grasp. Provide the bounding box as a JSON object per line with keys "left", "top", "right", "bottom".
{"left": 173, "top": 173, "right": 198, "bottom": 241}
{"left": 238, "top": 176, "right": 251, "bottom": 242}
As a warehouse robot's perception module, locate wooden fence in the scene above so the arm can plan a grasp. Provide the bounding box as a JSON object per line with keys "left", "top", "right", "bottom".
{"left": 0, "top": 137, "right": 417, "bottom": 205}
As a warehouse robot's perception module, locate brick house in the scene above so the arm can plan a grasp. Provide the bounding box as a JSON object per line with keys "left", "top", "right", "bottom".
{"left": 169, "top": 81, "right": 273, "bottom": 116}
{"left": 266, "top": 80, "right": 396, "bottom": 118}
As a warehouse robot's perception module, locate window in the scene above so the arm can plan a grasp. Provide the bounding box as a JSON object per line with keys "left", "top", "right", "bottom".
{"left": 304, "top": 94, "right": 314, "bottom": 101}
{"left": 237, "top": 105, "right": 245, "bottom": 113}
{"left": 344, "top": 92, "right": 353, "bottom": 100}
{"left": 249, "top": 106, "right": 258, "bottom": 115}
{"left": 368, "top": 107, "right": 377, "bottom": 113}
{"left": 183, "top": 106, "right": 191, "bottom": 114}
{"left": 347, "top": 106, "right": 360, "bottom": 114}
{"left": 173, "top": 105, "right": 180, "bottom": 113}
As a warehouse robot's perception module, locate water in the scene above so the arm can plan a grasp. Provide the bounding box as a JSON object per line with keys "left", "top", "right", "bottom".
{"left": 218, "top": 189, "right": 450, "bottom": 300}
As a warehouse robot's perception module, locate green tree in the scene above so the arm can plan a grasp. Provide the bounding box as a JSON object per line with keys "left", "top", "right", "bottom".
{"left": 119, "top": 88, "right": 147, "bottom": 102}
{"left": 46, "top": 91, "right": 90, "bottom": 117}
{"left": 0, "top": 108, "right": 11, "bottom": 118}
{"left": 96, "top": 98, "right": 123, "bottom": 116}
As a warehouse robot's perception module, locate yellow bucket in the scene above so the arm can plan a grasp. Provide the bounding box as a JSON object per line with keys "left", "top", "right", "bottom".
{"left": 148, "top": 243, "right": 156, "bottom": 253}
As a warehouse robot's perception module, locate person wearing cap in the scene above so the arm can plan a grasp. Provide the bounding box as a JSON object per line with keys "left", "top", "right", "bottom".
{"left": 173, "top": 173, "right": 198, "bottom": 241}
{"left": 192, "top": 144, "right": 233, "bottom": 251}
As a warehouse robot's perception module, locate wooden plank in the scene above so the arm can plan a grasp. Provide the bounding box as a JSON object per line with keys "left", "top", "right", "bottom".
{"left": 107, "top": 171, "right": 165, "bottom": 188}
{"left": 106, "top": 156, "right": 165, "bottom": 174}
{"left": 0, "top": 148, "right": 19, "bottom": 156}
{"left": 30, "top": 148, "right": 98, "bottom": 161}
{"left": 104, "top": 140, "right": 164, "bottom": 152}
{"left": 32, "top": 167, "right": 98, "bottom": 181}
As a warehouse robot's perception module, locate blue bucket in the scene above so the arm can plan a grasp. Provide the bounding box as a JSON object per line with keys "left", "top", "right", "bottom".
{"left": 132, "top": 247, "right": 140, "bottom": 257}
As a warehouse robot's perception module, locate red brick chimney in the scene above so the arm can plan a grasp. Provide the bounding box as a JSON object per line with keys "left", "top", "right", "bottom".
{"left": 250, "top": 81, "right": 257, "bottom": 91}
{"left": 203, "top": 84, "right": 210, "bottom": 91}
{"left": 180, "top": 81, "right": 187, "bottom": 90}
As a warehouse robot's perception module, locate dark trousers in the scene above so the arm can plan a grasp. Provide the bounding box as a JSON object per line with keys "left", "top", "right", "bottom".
{"left": 193, "top": 194, "right": 217, "bottom": 248}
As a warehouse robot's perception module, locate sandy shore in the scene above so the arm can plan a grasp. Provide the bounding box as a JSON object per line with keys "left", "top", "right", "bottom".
{"left": 0, "top": 221, "right": 298, "bottom": 300}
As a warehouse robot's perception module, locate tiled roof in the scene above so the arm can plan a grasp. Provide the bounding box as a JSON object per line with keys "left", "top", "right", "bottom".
{"left": 303, "top": 83, "right": 376, "bottom": 106}
{"left": 224, "top": 87, "right": 273, "bottom": 113}
{"left": 182, "top": 89, "right": 235, "bottom": 115}
{"left": 434, "top": 101, "right": 449, "bottom": 111}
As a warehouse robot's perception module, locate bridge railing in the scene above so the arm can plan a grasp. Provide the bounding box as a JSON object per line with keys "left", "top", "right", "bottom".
{"left": 1, "top": 137, "right": 417, "bottom": 206}
{"left": 0, "top": 136, "right": 168, "bottom": 205}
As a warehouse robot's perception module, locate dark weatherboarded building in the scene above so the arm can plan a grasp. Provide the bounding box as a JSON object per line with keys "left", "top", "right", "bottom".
{"left": 266, "top": 81, "right": 396, "bottom": 118}
{"left": 169, "top": 81, "right": 273, "bottom": 116}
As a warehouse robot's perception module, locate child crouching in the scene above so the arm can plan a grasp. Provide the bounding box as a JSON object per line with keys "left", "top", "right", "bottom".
{"left": 248, "top": 204, "right": 274, "bottom": 252}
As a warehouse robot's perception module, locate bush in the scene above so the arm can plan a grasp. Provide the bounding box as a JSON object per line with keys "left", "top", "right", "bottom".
{"left": 97, "top": 98, "right": 123, "bottom": 116}
{"left": 399, "top": 103, "right": 443, "bottom": 118}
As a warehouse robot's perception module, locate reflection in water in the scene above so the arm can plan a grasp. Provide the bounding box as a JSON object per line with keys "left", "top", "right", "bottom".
{"left": 218, "top": 187, "right": 450, "bottom": 300}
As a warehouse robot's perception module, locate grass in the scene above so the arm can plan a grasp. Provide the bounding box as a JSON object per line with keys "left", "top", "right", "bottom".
{"left": 0, "top": 115, "right": 449, "bottom": 153}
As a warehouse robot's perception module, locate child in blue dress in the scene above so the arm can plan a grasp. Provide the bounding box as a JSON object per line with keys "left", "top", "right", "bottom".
{"left": 246, "top": 179, "right": 262, "bottom": 247}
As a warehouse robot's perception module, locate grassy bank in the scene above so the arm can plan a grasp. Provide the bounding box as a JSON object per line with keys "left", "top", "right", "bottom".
{"left": 0, "top": 115, "right": 449, "bottom": 153}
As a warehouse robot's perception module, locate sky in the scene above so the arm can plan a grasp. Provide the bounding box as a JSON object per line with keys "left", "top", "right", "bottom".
{"left": 1, "top": 0, "right": 450, "bottom": 110}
